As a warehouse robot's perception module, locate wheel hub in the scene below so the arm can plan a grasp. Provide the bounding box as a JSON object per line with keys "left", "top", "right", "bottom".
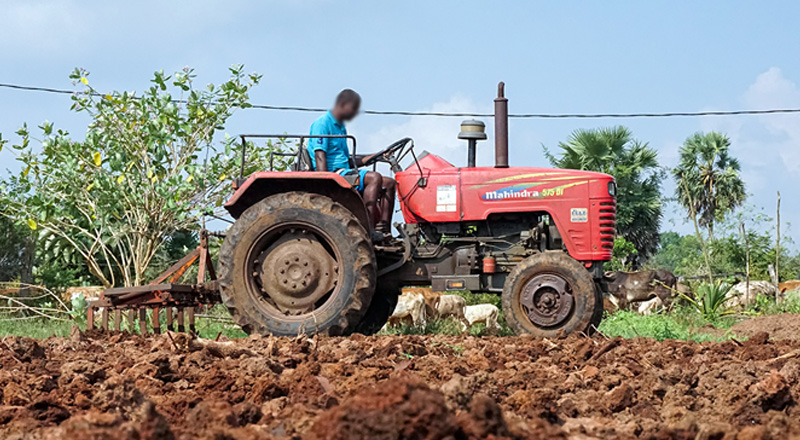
{"left": 520, "top": 273, "right": 574, "bottom": 327}
{"left": 255, "top": 230, "right": 336, "bottom": 314}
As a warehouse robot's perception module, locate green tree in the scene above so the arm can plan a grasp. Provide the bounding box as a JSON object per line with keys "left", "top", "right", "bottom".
{"left": 0, "top": 216, "right": 30, "bottom": 282}
{"left": 0, "top": 66, "right": 266, "bottom": 287}
{"left": 672, "top": 132, "right": 746, "bottom": 238}
{"left": 545, "top": 126, "right": 664, "bottom": 262}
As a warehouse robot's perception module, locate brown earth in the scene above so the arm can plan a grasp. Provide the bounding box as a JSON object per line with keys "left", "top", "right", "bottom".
{"left": 2, "top": 329, "right": 800, "bottom": 439}
{"left": 729, "top": 314, "right": 800, "bottom": 342}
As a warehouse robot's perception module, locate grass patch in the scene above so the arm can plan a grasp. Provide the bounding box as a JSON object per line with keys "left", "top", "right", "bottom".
{"left": 597, "top": 307, "right": 738, "bottom": 342}
{"left": 0, "top": 305, "right": 247, "bottom": 340}
{"left": 0, "top": 318, "right": 75, "bottom": 338}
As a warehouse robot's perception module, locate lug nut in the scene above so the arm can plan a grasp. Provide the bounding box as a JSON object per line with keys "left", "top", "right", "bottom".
{"left": 252, "top": 271, "right": 258, "bottom": 277}
{"left": 280, "top": 269, "right": 285, "bottom": 274}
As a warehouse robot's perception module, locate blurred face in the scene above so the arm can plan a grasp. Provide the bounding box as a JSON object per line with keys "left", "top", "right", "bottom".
{"left": 337, "top": 99, "right": 360, "bottom": 122}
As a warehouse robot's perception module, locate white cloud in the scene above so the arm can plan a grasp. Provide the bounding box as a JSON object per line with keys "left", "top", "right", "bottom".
{"left": 0, "top": 1, "right": 86, "bottom": 54}
{"left": 362, "top": 95, "right": 494, "bottom": 168}
{"left": 742, "top": 67, "right": 800, "bottom": 172}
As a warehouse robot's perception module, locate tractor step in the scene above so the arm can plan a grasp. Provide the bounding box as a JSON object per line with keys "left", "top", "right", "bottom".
{"left": 86, "top": 230, "right": 222, "bottom": 335}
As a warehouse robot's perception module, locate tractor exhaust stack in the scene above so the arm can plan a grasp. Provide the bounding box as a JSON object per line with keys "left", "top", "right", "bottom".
{"left": 494, "top": 81, "right": 509, "bottom": 168}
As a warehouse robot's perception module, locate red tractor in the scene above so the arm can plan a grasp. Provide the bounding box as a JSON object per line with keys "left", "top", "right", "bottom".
{"left": 218, "top": 83, "right": 616, "bottom": 337}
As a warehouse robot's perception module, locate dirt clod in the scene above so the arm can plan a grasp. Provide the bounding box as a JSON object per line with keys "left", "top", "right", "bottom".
{"left": 0, "top": 331, "right": 799, "bottom": 438}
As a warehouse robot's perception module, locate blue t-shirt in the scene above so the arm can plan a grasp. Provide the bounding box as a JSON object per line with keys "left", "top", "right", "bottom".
{"left": 308, "top": 111, "right": 350, "bottom": 171}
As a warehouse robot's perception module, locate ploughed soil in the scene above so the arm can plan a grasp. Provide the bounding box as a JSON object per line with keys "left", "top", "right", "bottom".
{"left": 2, "top": 328, "right": 800, "bottom": 439}
{"left": 729, "top": 314, "right": 800, "bottom": 342}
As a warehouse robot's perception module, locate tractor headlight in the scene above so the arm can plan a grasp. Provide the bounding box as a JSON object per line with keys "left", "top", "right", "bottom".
{"left": 608, "top": 181, "right": 617, "bottom": 197}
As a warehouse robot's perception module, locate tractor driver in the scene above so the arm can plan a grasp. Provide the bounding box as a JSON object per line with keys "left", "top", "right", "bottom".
{"left": 308, "top": 89, "right": 396, "bottom": 242}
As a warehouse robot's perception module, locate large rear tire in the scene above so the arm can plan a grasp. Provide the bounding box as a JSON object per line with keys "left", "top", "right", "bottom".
{"left": 219, "top": 192, "right": 376, "bottom": 336}
{"left": 354, "top": 283, "right": 400, "bottom": 335}
{"left": 502, "top": 252, "right": 602, "bottom": 337}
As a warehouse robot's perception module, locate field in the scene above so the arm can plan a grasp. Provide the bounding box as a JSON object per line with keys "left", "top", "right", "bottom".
{"left": 1, "top": 314, "right": 800, "bottom": 439}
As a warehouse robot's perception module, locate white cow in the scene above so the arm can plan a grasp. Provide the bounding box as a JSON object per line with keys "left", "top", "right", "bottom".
{"left": 727, "top": 281, "right": 777, "bottom": 309}
{"left": 435, "top": 295, "right": 468, "bottom": 326}
{"left": 462, "top": 304, "right": 500, "bottom": 334}
{"left": 387, "top": 292, "right": 427, "bottom": 329}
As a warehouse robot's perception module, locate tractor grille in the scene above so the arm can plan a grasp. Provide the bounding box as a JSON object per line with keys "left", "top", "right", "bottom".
{"left": 598, "top": 200, "right": 617, "bottom": 250}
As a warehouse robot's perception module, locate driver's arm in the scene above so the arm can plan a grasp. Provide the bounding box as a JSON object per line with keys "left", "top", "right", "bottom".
{"left": 352, "top": 154, "right": 370, "bottom": 168}
{"left": 314, "top": 150, "right": 328, "bottom": 172}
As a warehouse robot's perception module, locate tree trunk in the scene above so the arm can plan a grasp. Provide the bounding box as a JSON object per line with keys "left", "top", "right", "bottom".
{"left": 19, "top": 231, "right": 36, "bottom": 297}
{"left": 776, "top": 191, "right": 781, "bottom": 301}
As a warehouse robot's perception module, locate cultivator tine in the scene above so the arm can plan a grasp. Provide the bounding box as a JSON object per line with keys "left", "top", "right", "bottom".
{"left": 187, "top": 308, "right": 196, "bottom": 334}
{"left": 177, "top": 308, "right": 185, "bottom": 333}
{"left": 128, "top": 310, "right": 136, "bottom": 333}
{"left": 152, "top": 307, "right": 161, "bottom": 334}
{"left": 86, "top": 229, "right": 221, "bottom": 337}
{"left": 138, "top": 309, "right": 147, "bottom": 334}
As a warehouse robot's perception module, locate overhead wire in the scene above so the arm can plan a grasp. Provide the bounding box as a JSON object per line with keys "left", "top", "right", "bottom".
{"left": 2, "top": 82, "right": 800, "bottom": 119}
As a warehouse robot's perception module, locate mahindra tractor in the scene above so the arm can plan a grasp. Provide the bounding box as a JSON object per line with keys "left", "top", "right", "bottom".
{"left": 89, "top": 83, "right": 616, "bottom": 338}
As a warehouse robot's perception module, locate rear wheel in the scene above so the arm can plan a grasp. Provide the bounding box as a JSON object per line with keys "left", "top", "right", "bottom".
{"left": 219, "top": 192, "right": 376, "bottom": 336}
{"left": 502, "top": 252, "right": 601, "bottom": 337}
{"left": 354, "top": 283, "right": 400, "bottom": 335}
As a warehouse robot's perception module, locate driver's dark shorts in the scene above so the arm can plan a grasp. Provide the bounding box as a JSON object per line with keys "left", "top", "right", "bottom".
{"left": 338, "top": 168, "right": 368, "bottom": 193}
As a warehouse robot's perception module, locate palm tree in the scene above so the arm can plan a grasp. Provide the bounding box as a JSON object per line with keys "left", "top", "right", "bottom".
{"left": 545, "top": 126, "right": 664, "bottom": 263}
{"left": 672, "top": 132, "right": 746, "bottom": 238}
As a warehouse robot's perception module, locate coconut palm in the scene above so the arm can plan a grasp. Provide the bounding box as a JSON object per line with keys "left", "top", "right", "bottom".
{"left": 672, "top": 132, "right": 746, "bottom": 238}
{"left": 545, "top": 127, "right": 664, "bottom": 263}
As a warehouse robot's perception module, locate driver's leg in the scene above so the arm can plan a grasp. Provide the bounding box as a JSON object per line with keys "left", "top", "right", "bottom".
{"left": 362, "top": 171, "right": 382, "bottom": 231}
{"left": 377, "top": 176, "right": 396, "bottom": 234}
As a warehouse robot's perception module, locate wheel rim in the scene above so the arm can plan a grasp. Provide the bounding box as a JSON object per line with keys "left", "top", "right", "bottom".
{"left": 244, "top": 224, "right": 341, "bottom": 318}
{"left": 520, "top": 273, "right": 574, "bottom": 328}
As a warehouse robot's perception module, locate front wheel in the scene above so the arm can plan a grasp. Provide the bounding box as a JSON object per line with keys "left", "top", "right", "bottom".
{"left": 502, "top": 252, "right": 602, "bottom": 337}
{"left": 218, "top": 192, "right": 376, "bottom": 336}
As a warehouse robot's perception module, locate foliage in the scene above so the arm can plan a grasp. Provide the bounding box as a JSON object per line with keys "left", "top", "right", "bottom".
{"left": 680, "top": 281, "right": 733, "bottom": 319}
{"left": 649, "top": 211, "right": 800, "bottom": 280}
{"left": 748, "top": 292, "right": 800, "bottom": 315}
{"left": 672, "top": 132, "right": 746, "bottom": 237}
{"left": 605, "top": 237, "right": 638, "bottom": 271}
{"left": 545, "top": 126, "right": 664, "bottom": 262}
{"left": 0, "top": 216, "right": 29, "bottom": 281}
{"left": 597, "top": 308, "right": 734, "bottom": 342}
{"left": 69, "top": 293, "right": 88, "bottom": 325}
{"left": 0, "top": 66, "right": 268, "bottom": 287}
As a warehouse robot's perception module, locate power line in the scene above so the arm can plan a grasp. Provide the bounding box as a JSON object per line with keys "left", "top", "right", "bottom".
{"left": 2, "top": 81, "right": 800, "bottom": 119}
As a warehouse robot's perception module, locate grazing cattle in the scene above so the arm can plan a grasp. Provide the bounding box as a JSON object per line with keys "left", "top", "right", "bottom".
{"left": 603, "top": 270, "right": 677, "bottom": 314}
{"left": 727, "top": 281, "right": 777, "bottom": 309}
{"left": 387, "top": 291, "right": 427, "bottom": 329}
{"left": 462, "top": 304, "right": 500, "bottom": 334}
{"left": 402, "top": 287, "right": 440, "bottom": 319}
{"left": 779, "top": 280, "right": 800, "bottom": 294}
{"left": 435, "top": 295, "right": 468, "bottom": 326}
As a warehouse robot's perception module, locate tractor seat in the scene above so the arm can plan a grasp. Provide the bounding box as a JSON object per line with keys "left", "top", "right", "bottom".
{"left": 294, "top": 146, "right": 313, "bottom": 171}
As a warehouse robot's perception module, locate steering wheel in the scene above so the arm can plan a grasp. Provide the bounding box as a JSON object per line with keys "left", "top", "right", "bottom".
{"left": 361, "top": 137, "right": 413, "bottom": 168}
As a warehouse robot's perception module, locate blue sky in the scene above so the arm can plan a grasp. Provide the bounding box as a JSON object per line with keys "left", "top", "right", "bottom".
{"left": 1, "top": 0, "right": 798, "bottom": 246}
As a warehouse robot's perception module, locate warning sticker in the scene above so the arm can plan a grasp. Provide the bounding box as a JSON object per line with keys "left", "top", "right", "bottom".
{"left": 570, "top": 208, "right": 588, "bottom": 223}
{"left": 436, "top": 185, "right": 457, "bottom": 213}
{"left": 437, "top": 185, "right": 457, "bottom": 204}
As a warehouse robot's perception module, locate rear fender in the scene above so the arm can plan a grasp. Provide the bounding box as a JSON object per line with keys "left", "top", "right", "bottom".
{"left": 224, "top": 171, "right": 369, "bottom": 227}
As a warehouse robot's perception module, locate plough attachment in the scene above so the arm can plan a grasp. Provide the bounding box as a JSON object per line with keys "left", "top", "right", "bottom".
{"left": 87, "top": 230, "right": 222, "bottom": 334}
